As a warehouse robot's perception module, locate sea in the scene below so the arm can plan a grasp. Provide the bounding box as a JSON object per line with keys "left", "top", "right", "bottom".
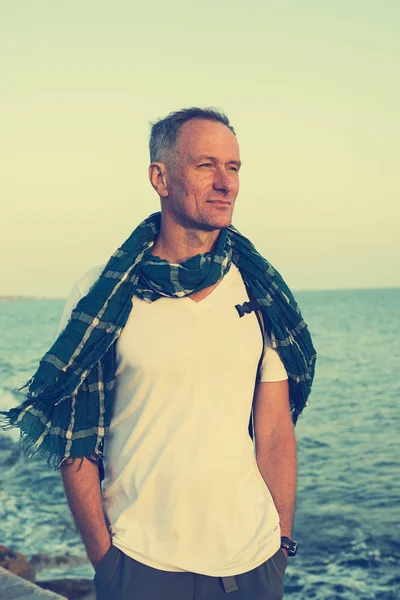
{"left": 0, "top": 288, "right": 399, "bottom": 599}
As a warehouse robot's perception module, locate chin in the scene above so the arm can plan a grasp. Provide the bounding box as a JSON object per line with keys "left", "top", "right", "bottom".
{"left": 202, "top": 217, "right": 232, "bottom": 232}
{"left": 207, "top": 209, "right": 233, "bottom": 225}
{"left": 213, "top": 214, "right": 233, "bottom": 228}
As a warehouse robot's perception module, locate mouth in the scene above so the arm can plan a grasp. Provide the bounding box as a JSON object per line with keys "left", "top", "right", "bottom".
{"left": 207, "top": 200, "right": 231, "bottom": 206}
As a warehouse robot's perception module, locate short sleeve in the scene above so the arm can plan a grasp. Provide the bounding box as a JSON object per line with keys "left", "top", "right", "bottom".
{"left": 55, "top": 264, "right": 105, "bottom": 339}
{"left": 259, "top": 334, "right": 288, "bottom": 382}
{"left": 56, "top": 283, "right": 84, "bottom": 338}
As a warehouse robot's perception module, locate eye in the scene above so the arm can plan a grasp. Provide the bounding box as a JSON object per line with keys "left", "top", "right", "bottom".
{"left": 228, "top": 166, "right": 239, "bottom": 172}
{"left": 199, "top": 163, "right": 213, "bottom": 168}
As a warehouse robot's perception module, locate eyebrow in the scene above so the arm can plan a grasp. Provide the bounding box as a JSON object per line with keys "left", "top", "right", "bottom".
{"left": 193, "top": 155, "right": 242, "bottom": 168}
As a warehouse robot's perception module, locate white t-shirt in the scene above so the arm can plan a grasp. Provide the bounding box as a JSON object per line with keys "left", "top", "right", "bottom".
{"left": 58, "top": 262, "right": 288, "bottom": 577}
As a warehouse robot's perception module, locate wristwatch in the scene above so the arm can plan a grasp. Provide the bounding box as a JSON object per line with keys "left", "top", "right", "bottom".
{"left": 280, "top": 536, "right": 298, "bottom": 556}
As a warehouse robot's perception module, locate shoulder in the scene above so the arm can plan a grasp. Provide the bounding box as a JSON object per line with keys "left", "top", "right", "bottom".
{"left": 56, "top": 264, "right": 106, "bottom": 337}
{"left": 74, "top": 264, "right": 106, "bottom": 298}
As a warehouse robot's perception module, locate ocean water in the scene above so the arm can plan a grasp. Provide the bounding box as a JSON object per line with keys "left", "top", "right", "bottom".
{"left": 0, "top": 289, "right": 399, "bottom": 599}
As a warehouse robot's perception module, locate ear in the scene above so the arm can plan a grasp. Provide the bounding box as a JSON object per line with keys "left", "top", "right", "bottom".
{"left": 149, "top": 162, "right": 169, "bottom": 198}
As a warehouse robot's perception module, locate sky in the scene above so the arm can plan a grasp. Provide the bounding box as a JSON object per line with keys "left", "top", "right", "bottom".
{"left": 1, "top": 0, "right": 399, "bottom": 297}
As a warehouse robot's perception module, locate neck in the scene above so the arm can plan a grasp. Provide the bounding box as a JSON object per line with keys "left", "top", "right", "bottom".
{"left": 150, "top": 215, "right": 221, "bottom": 263}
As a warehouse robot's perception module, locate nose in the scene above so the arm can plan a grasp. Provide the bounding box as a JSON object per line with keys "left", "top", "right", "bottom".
{"left": 212, "top": 167, "right": 233, "bottom": 194}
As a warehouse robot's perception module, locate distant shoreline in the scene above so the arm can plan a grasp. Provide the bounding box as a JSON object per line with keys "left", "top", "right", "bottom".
{"left": 1, "top": 286, "right": 399, "bottom": 302}
{"left": 0, "top": 295, "right": 62, "bottom": 302}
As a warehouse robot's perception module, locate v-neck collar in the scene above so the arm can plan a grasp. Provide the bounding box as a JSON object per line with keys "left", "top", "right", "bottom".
{"left": 183, "top": 265, "right": 236, "bottom": 312}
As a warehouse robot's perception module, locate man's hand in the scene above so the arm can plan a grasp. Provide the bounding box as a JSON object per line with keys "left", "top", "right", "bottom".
{"left": 92, "top": 542, "right": 112, "bottom": 571}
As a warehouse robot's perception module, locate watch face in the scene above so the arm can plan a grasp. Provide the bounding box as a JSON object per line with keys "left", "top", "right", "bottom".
{"left": 281, "top": 537, "right": 297, "bottom": 556}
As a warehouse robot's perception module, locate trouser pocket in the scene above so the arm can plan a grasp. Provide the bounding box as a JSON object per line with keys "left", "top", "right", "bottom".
{"left": 93, "top": 544, "right": 121, "bottom": 595}
{"left": 270, "top": 548, "right": 288, "bottom": 578}
{"left": 260, "top": 549, "right": 287, "bottom": 600}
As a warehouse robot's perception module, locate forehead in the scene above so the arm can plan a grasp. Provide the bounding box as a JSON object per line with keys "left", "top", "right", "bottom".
{"left": 176, "top": 119, "right": 240, "bottom": 159}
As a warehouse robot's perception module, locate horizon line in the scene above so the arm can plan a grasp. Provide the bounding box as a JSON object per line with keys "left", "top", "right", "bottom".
{"left": 1, "top": 284, "right": 399, "bottom": 301}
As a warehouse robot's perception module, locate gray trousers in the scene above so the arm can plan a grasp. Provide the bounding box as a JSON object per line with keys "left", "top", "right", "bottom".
{"left": 94, "top": 545, "right": 287, "bottom": 600}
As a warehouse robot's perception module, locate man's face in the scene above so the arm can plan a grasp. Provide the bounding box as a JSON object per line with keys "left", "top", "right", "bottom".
{"left": 163, "top": 119, "right": 241, "bottom": 231}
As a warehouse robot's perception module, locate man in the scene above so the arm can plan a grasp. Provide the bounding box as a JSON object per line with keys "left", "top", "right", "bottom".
{"left": 1, "top": 108, "right": 316, "bottom": 599}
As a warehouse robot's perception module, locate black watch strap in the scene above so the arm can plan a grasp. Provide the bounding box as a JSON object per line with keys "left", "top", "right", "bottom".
{"left": 280, "top": 536, "right": 298, "bottom": 556}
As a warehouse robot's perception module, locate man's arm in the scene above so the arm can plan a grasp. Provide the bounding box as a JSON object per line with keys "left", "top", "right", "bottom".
{"left": 253, "top": 379, "right": 296, "bottom": 552}
{"left": 61, "top": 457, "right": 112, "bottom": 569}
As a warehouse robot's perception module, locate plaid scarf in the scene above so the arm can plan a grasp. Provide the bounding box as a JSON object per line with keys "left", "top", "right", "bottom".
{"left": 1, "top": 212, "right": 316, "bottom": 470}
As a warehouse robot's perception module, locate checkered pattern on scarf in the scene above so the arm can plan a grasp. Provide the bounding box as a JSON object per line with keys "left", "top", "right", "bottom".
{"left": 0, "top": 212, "right": 316, "bottom": 469}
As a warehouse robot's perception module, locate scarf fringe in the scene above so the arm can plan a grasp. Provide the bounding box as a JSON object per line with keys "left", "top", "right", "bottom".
{"left": 0, "top": 412, "right": 104, "bottom": 471}
{"left": 0, "top": 384, "right": 105, "bottom": 471}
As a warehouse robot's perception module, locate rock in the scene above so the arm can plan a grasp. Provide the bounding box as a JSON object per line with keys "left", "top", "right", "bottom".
{"left": 30, "top": 552, "right": 89, "bottom": 571}
{"left": 0, "top": 545, "right": 36, "bottom": 581}
{"left": 36, "top": 578, "right": 95, "bottom": 600}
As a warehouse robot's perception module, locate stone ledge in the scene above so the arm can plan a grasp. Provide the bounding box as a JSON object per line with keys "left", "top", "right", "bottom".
{"left": 0, "top": 566, "right": 67, "bottom": 600}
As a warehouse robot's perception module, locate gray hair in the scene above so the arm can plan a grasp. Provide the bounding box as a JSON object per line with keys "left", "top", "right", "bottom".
{"left": 149, "top": 107, "right": 236, "bottom": 165}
